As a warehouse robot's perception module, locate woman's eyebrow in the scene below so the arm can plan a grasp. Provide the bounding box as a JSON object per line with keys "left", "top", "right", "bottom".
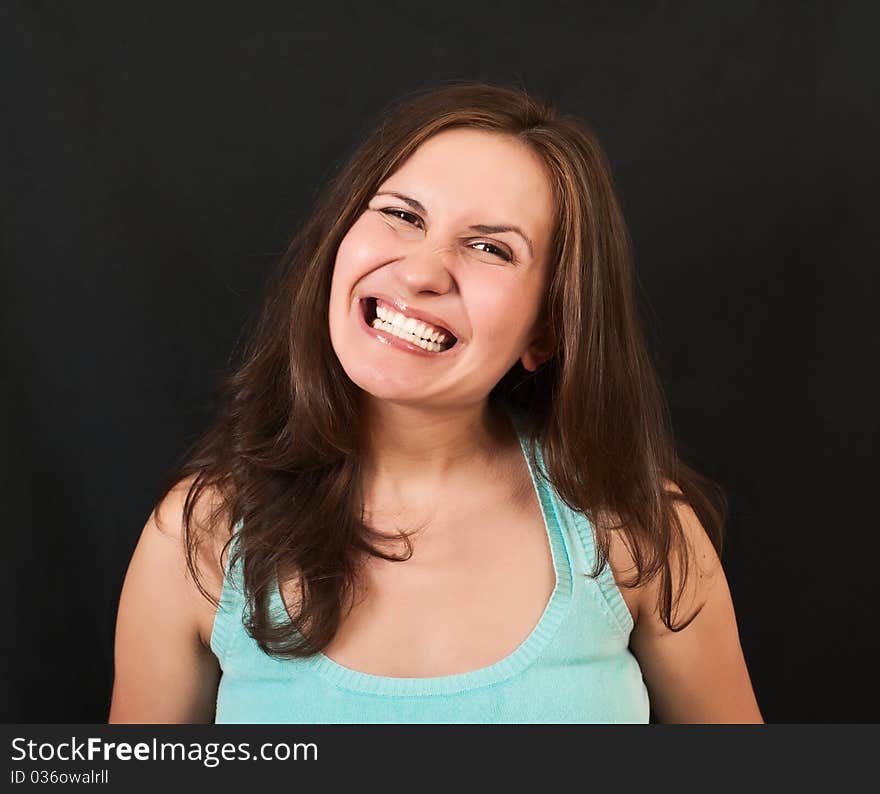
{"left": 373, "top": 191, "right": 535, "bottom": 257}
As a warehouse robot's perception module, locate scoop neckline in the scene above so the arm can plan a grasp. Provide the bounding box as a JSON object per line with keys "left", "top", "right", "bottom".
{"left": 270, "top": 403, "right": 575, "bottom": 696}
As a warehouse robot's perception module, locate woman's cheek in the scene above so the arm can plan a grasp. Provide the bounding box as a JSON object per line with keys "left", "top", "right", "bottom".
{"left": 340, "top": 218, "right": 405, "bottom": 272}
{"left": 467, "top": 275, "right": 524, "bottom": 332}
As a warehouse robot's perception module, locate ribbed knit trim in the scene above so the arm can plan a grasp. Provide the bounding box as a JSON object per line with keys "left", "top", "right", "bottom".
{"left": 210, "top": 519, "right": 245, "bottom": 661}
{"left": 568, "top": 510, "right": 635, "bottom": 641}
{"left": 281, "top": 407, "right": 575, "bottom": 697}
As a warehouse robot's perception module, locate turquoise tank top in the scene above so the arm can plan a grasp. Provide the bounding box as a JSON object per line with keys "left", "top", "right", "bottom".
{"left": 211, "top": 414, "right": 651, "bottom": 723}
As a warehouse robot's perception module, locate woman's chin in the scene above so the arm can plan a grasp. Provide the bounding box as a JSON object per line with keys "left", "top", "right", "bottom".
{"left": 341, "top": 364, "right": 432, "bottom": 404}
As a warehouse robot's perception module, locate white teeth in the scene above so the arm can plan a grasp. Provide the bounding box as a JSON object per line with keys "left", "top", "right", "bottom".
{"left": 369, "top": 300, "right": 451, "bottom": 349}
{"left": 370, "top": 317, "right": 443, "bottom": 352}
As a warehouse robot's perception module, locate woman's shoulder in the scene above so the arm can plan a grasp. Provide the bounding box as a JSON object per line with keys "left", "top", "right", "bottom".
{"left": 599, "top": 479, "right": 717, "bottom": 630}
{"left": 147, "top": 474, "right": 236, "bottom": 645}
{"left": 110, "top": 475, "right": 232, "bottom": 722}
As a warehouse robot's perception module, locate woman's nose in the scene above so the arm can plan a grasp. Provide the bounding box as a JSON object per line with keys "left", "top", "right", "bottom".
{"left": 393, "top": 244, "right": 455, "bottom": 295}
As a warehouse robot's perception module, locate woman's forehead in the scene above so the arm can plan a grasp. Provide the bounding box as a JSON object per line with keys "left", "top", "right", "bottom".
{"left": 379, "top": 128, "right": 555, "bottom": 243}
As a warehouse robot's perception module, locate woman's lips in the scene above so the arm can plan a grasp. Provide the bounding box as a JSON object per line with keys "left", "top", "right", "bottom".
{"left": 358, "top": 298, "right": 461, "bottom": 357}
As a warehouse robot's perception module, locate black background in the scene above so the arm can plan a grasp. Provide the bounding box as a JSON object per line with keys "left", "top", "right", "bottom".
{"left": 1, "top": 1, "right": 877, "bottom": 723}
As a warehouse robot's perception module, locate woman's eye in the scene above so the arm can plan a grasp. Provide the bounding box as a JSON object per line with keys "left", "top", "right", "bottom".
{"left": 381, "top": 208, "right": 423, "bottom": 227}
{"left": 471, "top": 241, "right": 513, "bottom": 263}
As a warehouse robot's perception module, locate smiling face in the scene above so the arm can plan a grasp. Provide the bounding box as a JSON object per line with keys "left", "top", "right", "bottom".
{"left": 328, "top": 127, "right": 557, "bottom": 409}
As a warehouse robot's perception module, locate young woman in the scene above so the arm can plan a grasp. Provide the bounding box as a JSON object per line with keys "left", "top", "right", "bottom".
{"left": 109, "top": 82, "right": 764, "bottom": 724}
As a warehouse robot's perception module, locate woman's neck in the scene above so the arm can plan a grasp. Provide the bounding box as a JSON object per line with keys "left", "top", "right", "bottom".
{"left": 360, "top": 397, "right": 515, "bottom": 493}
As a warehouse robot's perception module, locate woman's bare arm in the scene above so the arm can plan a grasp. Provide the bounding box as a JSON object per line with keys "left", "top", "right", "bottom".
{"left": 108, "top": 479, "right": 226, "bottom": 724}
{"left": 628, "top": 490, "right": 765, "bottom": 724}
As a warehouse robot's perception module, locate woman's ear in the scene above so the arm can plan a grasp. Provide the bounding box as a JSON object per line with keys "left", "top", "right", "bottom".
{"left": 520, "top": 323, "right": 555, "bottom": 372}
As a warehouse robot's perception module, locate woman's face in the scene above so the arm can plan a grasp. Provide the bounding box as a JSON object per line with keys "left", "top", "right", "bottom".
{"left": 328, "top": 127, "right": 556, "bottom": 409}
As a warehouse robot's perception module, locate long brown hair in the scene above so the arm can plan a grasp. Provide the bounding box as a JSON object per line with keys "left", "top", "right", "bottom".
{"left": 156, "top": 80, "right": 727, "bottom": 657}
